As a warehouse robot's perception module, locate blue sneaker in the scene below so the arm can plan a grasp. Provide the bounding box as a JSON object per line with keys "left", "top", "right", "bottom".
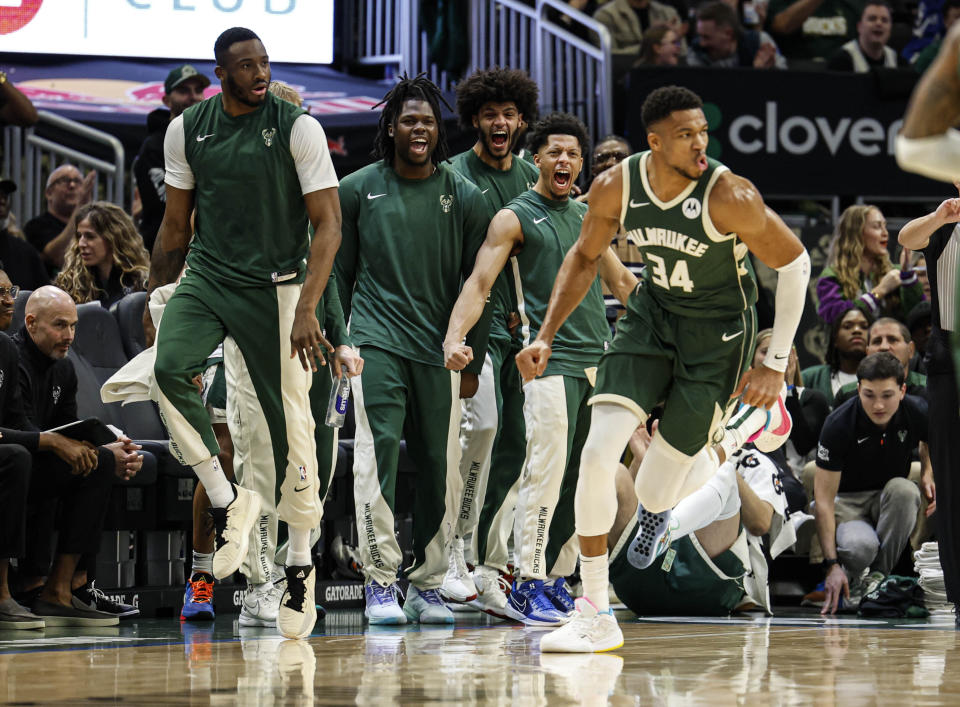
{"left": 180, "top": 573, "right": 215, "bottom": 622}
{"left": 402, "top": 585, "right": 454, "bottom": 624}
{"left": 543, "top": 578, "right": 576, "bottom": 615}
{"left": 504, "top": 579, "right": 570, "bottom": 626}
{"left": 364, "top": 581, "right": 407, "bottom": 625}
{"left": 626, "top": 504, "right": 672, "bottom": 570}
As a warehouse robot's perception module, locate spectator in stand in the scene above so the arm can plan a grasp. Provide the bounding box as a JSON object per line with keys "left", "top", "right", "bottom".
{"left": 814, "top": 352, "right": 932, "bottom": 614}
{"left": 913, "top": 0, "right": 960, "bottom": 72}
{"left": 827, "top": 0, "right": 905, "bottom": 71}
{"left": 23, "top": 165, "right": 97, "bottom": 272}
{"left": 0, "top": 264, "right": 15, "bottom": 333}
{"left": 903, "top": 0, "right": 950, "bottom": 64}
{"left": 133, "top": 65, "right": 210, "bottom": 253}
{"left": 816, "top": 204, "right": 923, "bottom": 326}
{"left": 0, "top": 70, "right": 38, "bottom": 128}
{"left": 720, "top": 0, "right": 768, "bottom": 29}
{"left": 54, "top": 202, "right": 149, "bottom": 308}
{"left": 593, "top": 0, "right": 683, "bottom": 56}
{"left": 832, "top": 317, "right": 927, "bottom": 406}
{"left": 12, "top": 287, "right": 144, "bottom": 626}
{"left": 801, "top": 307, "right": 871, "bottom": 400}
{"left": 767, "top": 0, "right": 860, "bottom": 61}
{"left": 914, "top": 253, "right": 932, "bottom": 300}
{"left": 637, "top": 24, "right": 685, "bottom": 65}
{"left": 0, "top": 178, "right": 48, "bottom": 292}
{"left": 687, "top": 1, "right": 786, "bottom": 67}
{"left": 548, "top": 0, "right": 602, "bottom": 41}
{"left": 907, "top": 300, "right": 932, "bottom": 368}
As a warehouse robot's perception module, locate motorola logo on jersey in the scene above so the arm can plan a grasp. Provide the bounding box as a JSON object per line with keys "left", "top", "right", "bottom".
{"left": 0, "top": 0, "right": 43, "bottom": 35}
{"left": 682, "top": 198, "right": 701, "bottom": 219}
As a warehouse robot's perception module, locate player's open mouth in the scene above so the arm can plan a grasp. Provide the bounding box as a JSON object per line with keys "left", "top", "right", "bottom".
{"left": 252, "top": 84, "right": 267, "bottom": 95}
{"left": 554, "top": 169, "right": 571, "bottom": 188}
{"left": 696, "top": 154, "right": 708, "bottom": 170}
{"left": 491, "top": 130, "right": 508, "bottom": 148}
{"left": 410, "top": 137, "right": 428, "bottom": 154}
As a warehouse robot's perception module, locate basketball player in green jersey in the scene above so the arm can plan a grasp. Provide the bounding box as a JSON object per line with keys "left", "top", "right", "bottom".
{"left": 336, "top": 76, "right": 492, "bottom": 625}
{"left": 442, "top": 68, "right": 540, "bottom": 612}
{"left": 146, "top": 27, "right": 342, "bottom": 640}
{"left": 518, "top": 86, "right": 810, "bottom": 652}
{"left": 445, "top": 113, "right": 637, "bottom": 625}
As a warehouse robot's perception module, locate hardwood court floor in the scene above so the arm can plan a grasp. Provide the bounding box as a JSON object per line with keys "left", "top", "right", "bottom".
{"left": 1, "top": 610, "right": 958, "bottom": 705}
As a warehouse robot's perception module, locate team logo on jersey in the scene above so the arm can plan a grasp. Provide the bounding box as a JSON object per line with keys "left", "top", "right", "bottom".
{"left": 262, "top": 128, "right": 277, "bottom": 147}
{"left": 682, "top": 197, "right": 701, "bottom": 219}
{"left": 52, "top": 385, "right": 61, "bottom": 405}
{"left": 440, "top": 194, "right": 453, "bottom": 213}
{"left": 526, "top": 181, "right": 536, "bottom": 189}
{"left": 898, "top": 430, "right": 907, "bottom": 443}
{"left": 817, "top": 442, "right": 829, "bottom": 462}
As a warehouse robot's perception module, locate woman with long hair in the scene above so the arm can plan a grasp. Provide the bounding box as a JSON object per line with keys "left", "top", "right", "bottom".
{"left": 816, "top": 204, "right": 923, "bottom": 325}
{"left": 55, "top": 201, "right": 149, "bottom": 307}
{"left": 637, "top": 24, "right": 684, "bottom": 66}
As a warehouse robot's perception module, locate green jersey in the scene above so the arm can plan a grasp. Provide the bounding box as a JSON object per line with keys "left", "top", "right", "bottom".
{"left": 505, "top": 190, "right": 609, "bottom": 378}
{"left": 180, "top": 93, "right": 311, "bottom": 287}
{"left": 336, "top": 161, "right": 492, "bottom": 367}
{"left": 449, "top": 149, "right": 539, "bottom": 346}
{"left": 620, "top": 151, "right": 757, "bottom": 320}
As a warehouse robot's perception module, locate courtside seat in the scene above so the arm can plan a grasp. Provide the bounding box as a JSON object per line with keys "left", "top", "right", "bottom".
{"left": 111, "top": 291, "right": 147, "bottom": 359}
{"left": 10, "top": 288, "right": 30, "bottom": 333}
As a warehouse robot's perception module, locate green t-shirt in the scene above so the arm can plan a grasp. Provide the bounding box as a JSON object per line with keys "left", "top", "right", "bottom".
{"left": 180, "top": 93, "right": 311, "bottom": 287}
{"left": 336, "top": 161, "right": 492, "bottom": 367}
{"left": 620, "top": 151, "right": 758, "bottom": 320}
{"left": 505, "top": 189, "right": 609, "bottom": 378}
{"left": 449, "top": 149, "right": 539, "bottom": 346}
{"left": 767, "top": 0, "right": 861, "bottom": 60}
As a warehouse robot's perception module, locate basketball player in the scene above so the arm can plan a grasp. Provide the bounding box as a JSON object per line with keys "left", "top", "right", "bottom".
{"left": 446, "top": 113, "right": 638, "bottom": 625}
{"left": 517, "top": 86, "right": 809, "bottom": 652}
{"left": 443, "top": 67, "right": 540, "bottom": 612}
{"left": 147, "top": 27, "right": 341, "bottom": 639}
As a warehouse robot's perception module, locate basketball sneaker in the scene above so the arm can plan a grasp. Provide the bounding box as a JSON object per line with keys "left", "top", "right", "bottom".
{"left": 209, "top": 485, "right": 261, "bottom": 580}
{"left": 403, "top": 585, "right": 454, "bottom": 624}
{"left": 277, "top": 565, "right": 317, "bottom": 640}
{"left": 470, "top": 565, "right": 510, "bottom": 618}
{"left": 364, "top": 580, "right": 407, "bottom": 625}
{"left": 543, "top": 577, "right": 576, "bottom": 615}
{"left": 240, "top": 577, "right": 284, "bottom": 627}
{"left": 440, "top": 536, "right": 478, "bottom": 603}
{"left": 540, "top": 597, "right": 623, "bottom": 653}
{"left": 504, "top": 579, "right": 570, "bottom": 626}
{"left": 181, "top": 573, "right": 215, "bottom": 621}
{"left": 724, "top": 384, "right": 792, "bottom": 455}
{"left": 74, "top": 582, "right": 139, "bottom": 619}
{"left": 626, "top": 505, "right": 672, "bottom": 570}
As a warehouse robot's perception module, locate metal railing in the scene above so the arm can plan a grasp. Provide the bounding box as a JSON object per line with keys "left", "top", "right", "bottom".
{"left": 2, "top": 110, "right": 125, "bottom": 225}
{"left": 343, "top": 0, "right": 614, "bottom": 144}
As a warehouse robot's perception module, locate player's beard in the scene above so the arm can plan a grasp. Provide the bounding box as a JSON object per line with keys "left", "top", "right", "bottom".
{"left": 224, "top": 73, "right": 267, "bottom": 108}
{"left": 480, "top": 126, "right": 515, "bottom": 160}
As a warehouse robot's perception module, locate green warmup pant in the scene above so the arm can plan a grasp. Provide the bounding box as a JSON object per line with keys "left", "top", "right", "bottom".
{"left": 222, "top": 336, "right": 339, "bottom": 584}
{"left": 514, "top": 374, "right": 592, "bottom": 580}
{"left": 352, "top": 346, "right": 463, "bottom": 589}
{"left": 154, "top": 268, "right": 320, "bottom": 533}
{"left": 458, "top": 336, "right": 528, "bottom": 571}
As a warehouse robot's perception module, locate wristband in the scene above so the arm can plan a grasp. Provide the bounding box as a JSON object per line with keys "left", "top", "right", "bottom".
{"left": 822, "top": 558, "right": 840, "bottom": 572}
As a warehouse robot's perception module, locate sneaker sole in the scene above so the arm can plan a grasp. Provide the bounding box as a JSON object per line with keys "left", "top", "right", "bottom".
{"left": 38, "top": 615, "right": 119, "bottom": 627}
{"left": 366, "top": 612, "right": 407, "bottom": 625}
{"left": 439, "top": 589, "right": 479, "bottom": 603}
{"left": 213, "top": 491, "right": 262, "bottom": 580}
{"left": 627, "top": 508, "right": 671, "bottom": 570}
{"left": 278, "top": 607, "right": 316, "bottom": 640}
{"left": 180, "top": 611, "right": 215, "bottom": 622}
{"left": 503, "top": 604, "right": 566, "bottom": 626}
{"left": 0, "top": 618, "right": 45, "bottom": 630}
{"left": 239, "top": 613, "right": 277, "bottom": 627}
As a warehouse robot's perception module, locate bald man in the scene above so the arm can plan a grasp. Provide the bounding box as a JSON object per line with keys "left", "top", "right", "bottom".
{"left": 11, "top": 287, "right": 143, "bottom": 626}
{"left": 23, "top": 165, "right": 97, "bottom": 270}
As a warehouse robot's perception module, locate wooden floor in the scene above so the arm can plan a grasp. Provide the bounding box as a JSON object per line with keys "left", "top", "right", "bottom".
{"left": 1, "top": 610, "right": 959, "bottom": 705}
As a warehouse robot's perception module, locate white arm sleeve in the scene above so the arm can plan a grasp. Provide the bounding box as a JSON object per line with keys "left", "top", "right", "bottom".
{"left": 163, "top": 115, "right": 195, "bottom": 190}
{"left": 763, "top": 250, "right": 810, "bottom": 373}
{"left": 290, "top": 114, "right": 339, "bottom": 195}
{"left": 896, "top": 130, "right": 960, "bottom": 183}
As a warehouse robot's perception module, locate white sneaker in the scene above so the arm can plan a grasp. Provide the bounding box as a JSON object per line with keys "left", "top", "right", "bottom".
{"left": 403, "top": 585, "right": 454, "bottom": 624}
{"left": 469, "top": 565, "right": 509, "bottom": 618}
{"left": 210, "top": 485, "right": 261, "bottom": 580}
{"left": 239, "top": 579, "right": 284, "bottom": 627}
{"left": 540, "top": 598, "right": 623, "bottom": 653}
{"left": 277, "top": 565, "right": 317, "bottom": 640}
{"left": 440, "top": 537, "right": 478, "bottom": 603}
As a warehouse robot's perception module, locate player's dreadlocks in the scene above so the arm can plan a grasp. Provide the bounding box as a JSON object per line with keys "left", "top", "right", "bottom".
{"left": 454, "top": 67, "right": 540, "bottom": 132}
{"left": 373, "top": 73, "right": 453, "bottom": 166}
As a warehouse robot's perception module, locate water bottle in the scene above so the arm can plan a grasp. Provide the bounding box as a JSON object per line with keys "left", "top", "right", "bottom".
{"left": 325, "top": 374, "right": 351, "bottom": 428}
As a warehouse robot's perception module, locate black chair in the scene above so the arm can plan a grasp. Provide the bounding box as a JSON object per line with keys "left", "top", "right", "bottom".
{"left": 10, "top": 288, "right": 30, "bottom": 334}
{"left": 112, "top": 291, "right": 147, "bottom": 360}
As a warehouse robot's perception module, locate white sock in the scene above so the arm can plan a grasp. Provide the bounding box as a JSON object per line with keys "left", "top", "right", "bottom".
{"left": 579, "top": 553, "right": 610, "bottom": 613}
{"left": 286, "top": 527, "right": 313, "bottom": 567}
{"left": 193, "top": 456, "right": 233, "bottom": 508}
{"left": 192, "top": 551, "right": 213, "bottom": 576}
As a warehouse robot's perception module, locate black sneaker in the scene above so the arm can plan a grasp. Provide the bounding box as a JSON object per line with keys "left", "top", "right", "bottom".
{"left": 73, "top": 582, "right": 139, "bottom": 619}
{"left": 32, "top": 596, "right": 119, "bottom": 627}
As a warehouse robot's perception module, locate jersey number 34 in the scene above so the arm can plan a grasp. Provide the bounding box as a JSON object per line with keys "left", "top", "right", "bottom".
{"left": 646, "top": 254, "right": 694, "bottom": 293}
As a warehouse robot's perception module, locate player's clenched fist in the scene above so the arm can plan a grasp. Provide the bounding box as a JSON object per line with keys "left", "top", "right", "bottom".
{"left": 516, "top": 339, "right": 551, "bottom": 383}
{"left": 443, "top": 341, "right": 474, "bottom": 371}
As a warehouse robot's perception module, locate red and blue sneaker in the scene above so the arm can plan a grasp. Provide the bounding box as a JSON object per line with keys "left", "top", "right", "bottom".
{"left": 181, "top": 572, "right": 215, "bottom": 621}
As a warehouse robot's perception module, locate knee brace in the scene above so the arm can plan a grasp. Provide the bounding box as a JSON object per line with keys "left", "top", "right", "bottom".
{"left": 634, "top": 436, "right": 698, "bottom": 513}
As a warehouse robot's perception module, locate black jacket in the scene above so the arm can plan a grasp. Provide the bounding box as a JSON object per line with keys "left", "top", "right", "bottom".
{"left": 13, "top": 329, "right": 78, "bottom": 434}
{"left": 0, "top": 332, "right": 39, "bottom": 449}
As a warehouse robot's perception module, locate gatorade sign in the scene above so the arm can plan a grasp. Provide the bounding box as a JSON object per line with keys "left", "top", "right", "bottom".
{"left": 0, "top": 0, "right": 333, "bottom": 64}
